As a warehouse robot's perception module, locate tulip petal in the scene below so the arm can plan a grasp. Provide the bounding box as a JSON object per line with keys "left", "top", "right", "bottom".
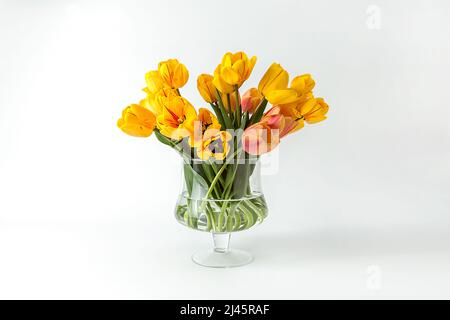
{"left": 221, "top": 66, "right": 240, "bottom": 85}
{"left": 258, "top": 63, "right": 289, "bottom": 97}
{"left": 117, "top": 103, "right": 156, "bottom": 138}
{"left": 265, "top": 89, "right": 299, "bottom": 105}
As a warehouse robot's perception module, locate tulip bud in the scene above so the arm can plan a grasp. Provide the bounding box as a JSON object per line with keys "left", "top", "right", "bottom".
{"left": 197, "top": 74, "right": 217, "bottom": 103}
{"left": 212, "top": 65, "right": 235, "bottom": 94}
{"left": 241, "top": 88, "right": 263, "bottom": 113}
{"left": 158, "top": 59, "right": 189, "bottom": 89}
{"left": 218, "top": 52, "right": 257, "bottom": 87}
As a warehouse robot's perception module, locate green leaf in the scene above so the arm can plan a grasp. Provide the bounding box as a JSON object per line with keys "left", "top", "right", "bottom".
{"left": 183, "top": 163, "right": 209, "bottom": 197}
{"left": 249, "top": 99, "right": 268, "bottom": 125}
{"left": 154, "top": 129, "right": 175, "bottom": 147}
{"left": 210, "top": 103, "right": 226, "bottom": 129}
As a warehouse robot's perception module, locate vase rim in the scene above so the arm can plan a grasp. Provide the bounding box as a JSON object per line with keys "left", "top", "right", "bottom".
{"left": 181, "top": 191, "right": 265, "bottom": 202}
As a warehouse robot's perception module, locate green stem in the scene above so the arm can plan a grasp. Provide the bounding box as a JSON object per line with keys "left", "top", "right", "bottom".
{"left": 216, "top": 90, "right": 232, "bottom": 128}
{"left": 242, "top": 111, "right": 249, "bottom": 129}
{"left": 201, "top": 162, "right": 221, "bottom": 198}
{"left": 210, "top": 161, "right": 226, "bottom": 188}
{"left": 249, "top": 98, "right": 268, "bottom": 125}
{"left": 234, "top": 85, "right": 241, "bottom": 127}
{"left": 244, "top": 199, "right": 264, "bottom": 222}
{"left": 226, "top": 93, "right": 234, "bottom": 124}
{"left": 210, "top": 103, "right": 226, "bottom": 129}
{"left": 202, "top": 161, "right": 228, "bottom": 201}
{"left": 199, "top": 149, "right": 240, "bottom": 213}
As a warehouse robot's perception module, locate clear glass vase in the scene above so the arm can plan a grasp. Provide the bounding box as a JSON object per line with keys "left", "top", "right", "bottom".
{"left": 174, "top": 157, "right": 268, "bottom": 268}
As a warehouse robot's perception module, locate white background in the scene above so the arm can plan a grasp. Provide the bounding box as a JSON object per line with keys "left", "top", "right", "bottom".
{"left": 1, "top": 0, "right": 449, "bottom": 299}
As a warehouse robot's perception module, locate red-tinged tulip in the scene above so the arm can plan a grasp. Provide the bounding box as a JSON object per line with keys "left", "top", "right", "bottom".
{"left": 281, "top": 116, "right": 304, "bottom": 136}
{"left": 242, "top": 106, "right": 286, "bottom": 155}
{"left": 156, "top": 96, "right": 197, "bottom": 140}
{"left": 241, "top": 88, "right": 263, "bottom": 113}
{"left": 158, "top": 59, "right": 189, "bottom": 89}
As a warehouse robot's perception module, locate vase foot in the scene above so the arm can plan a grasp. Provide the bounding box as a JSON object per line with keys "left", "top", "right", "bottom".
{"left": 191, "top": 249, "right": 253, "bottom": 268}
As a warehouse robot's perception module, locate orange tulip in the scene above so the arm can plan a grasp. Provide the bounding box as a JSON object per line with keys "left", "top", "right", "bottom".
{"left": 157, "top": 59, "right": 189, "bottom": 89}
{"left": 141, "top": 87, "right": 178, "bottom": 116}
{"left": 117, "top": 103, "right": 156, "bottom": 137}
{"left": 156, "top": 96, "right": 197, "bottom": 140}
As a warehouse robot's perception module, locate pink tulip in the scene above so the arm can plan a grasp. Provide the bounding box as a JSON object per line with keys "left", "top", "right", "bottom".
{"left": 241, "top": 88, "right": 263, "bottom": 113}
{"left": 242, "top": 106, "right": 286, "bottom": 155}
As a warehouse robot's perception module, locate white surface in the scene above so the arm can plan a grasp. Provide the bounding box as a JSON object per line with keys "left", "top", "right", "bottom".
{"left": 1, "top": 0, "right": 450, "bottom": 299}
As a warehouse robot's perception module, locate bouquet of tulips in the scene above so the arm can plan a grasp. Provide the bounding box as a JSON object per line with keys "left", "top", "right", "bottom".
{"left": 117, "top": 51, "right": 329, "bottom": 232}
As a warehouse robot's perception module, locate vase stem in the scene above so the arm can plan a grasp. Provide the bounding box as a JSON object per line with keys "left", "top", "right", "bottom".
{"left": 212, "top": 233, "right": 230, "bottom": 253}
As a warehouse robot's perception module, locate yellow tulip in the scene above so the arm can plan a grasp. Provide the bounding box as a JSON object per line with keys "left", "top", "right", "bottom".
{"left": 265, "top": 88, "right": 300, "bottom": 105}
{"left": 277, "top": 92, "right": 314, "bottom": 117}
{"left": 217, "top": 51, "right": 257, "bottom": 87}
{"left": 300, "top": 97, "right": 329, "bottom": 124}
{"left": 117, "top": 103, "right": 156, "bottom": 137}
{"left": 258, "top": 63, "right": 289, "bottom": 97}
{"left": 142, "top": 87, "right": 178, "bottom": 116}
{"left": 266, "top": 74, "right": 315, "bottom": 107}
{"left": 291, "top": 74, "right": 315, "bottom": 95}
{"left": 197, "top": 74, "right": 217, "bottom": 103}
{"left": 145, "top": 70, "right": 167, "bottom": 93}
{"left": 197, "top": 129, "right": 233, "bottom": 161}
{"left": 241, "top": 88, "right": 263, "bottom": 113}
{"left": 156, "top": 96, "right": 197, "bottom": 140}
{"left": 212, "top": 65, "right": 235, "bottom": 94}
{"left": 158, "top": 59, "right": 189, "bottom": 89}
{"left": 198, "top": 108, "right": 221, "bottom": 131}
{"left": 221, "top": 91, "right": 239, "bottom": 112}
{"left": 190, "top": 108, "right": 221, "bottom": 147}
{"left": 277, "top": 96, "right": 328, "bottom": 136}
